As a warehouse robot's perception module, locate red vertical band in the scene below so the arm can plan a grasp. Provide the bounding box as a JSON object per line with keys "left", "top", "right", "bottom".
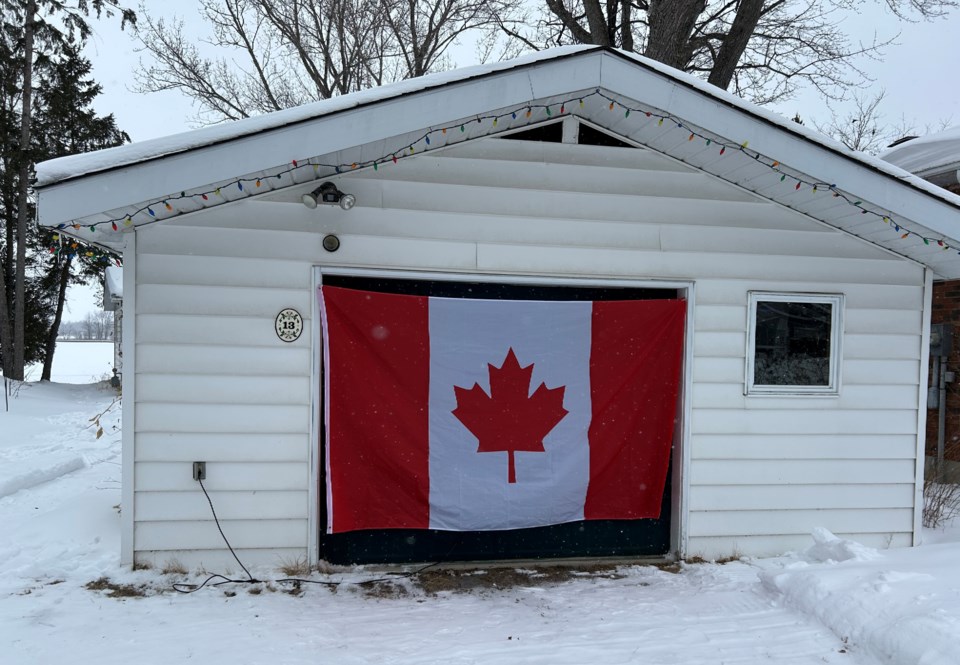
{"left": 321, "top": 286, "right": 431, "bottom": 532}
{"left": 585, "top": 299, "right": 686, "bottom": 520}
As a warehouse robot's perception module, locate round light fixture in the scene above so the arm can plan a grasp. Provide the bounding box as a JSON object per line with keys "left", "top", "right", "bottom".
{"left": 339, "top": 193, "right": 356, "bottom": 211}
{"left": 322, "top": 234, "right": 341, "bottom": 252}
{"left": 301, "top": 191, "right": 319, "bottom": 209}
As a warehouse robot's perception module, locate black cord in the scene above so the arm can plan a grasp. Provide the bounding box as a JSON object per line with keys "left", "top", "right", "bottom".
{"left": 200, "top": 477, "right": 256, "bottom": 581}
{"left": 173, "top": 477, "right": 260, "bottom": 593}
{"left": 172, "top": 477, "right": 442, "bottom": 594}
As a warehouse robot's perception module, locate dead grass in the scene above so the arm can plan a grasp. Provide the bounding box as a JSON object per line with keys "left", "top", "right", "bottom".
{"left": 278, "top": 555, "right": 312, "bottom": 578}
{"left": 82, "top": 561, "right": 665, "bottom": 601}
{"left": 681, "top": 551, "right": 742, "bottom": 566}
{"left": 357, "top": 580, "right": 410, "bottom": 599}
{"left": 160, "top": 558, "right": 188, "bottom": 575}
{"left": 412, "top": 564, "right": 624, "bottom": 596}
{"left": 85, "top": 577, "right": 149, "bottom": 598}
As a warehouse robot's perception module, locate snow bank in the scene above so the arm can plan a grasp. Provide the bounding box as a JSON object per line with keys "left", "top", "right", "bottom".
{"left": 802, "top": 526, "right": 883, "bottom": 563}
{"left": 761, "top": 529, "right": 960, "bottom": 665}
{"left": 0, "top": 456, "right": 87, "bottom": 498}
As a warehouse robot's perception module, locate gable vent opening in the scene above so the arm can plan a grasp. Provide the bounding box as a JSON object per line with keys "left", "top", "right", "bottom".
{"left": 498, "top": 118, "right": 635, "bottom": 148}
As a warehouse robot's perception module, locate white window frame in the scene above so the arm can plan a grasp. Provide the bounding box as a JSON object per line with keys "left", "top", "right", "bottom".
{"left": 745, "top": 292, "right": 843, "bottom": 396}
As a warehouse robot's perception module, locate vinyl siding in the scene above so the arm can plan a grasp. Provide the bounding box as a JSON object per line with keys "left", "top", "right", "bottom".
{"left": 131, "top": 137, "right": 925, "bottom": 566}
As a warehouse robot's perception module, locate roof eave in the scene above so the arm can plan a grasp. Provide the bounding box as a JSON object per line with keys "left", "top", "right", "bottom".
{"left": 35, "top": 47, "right": 960, "bottom": 274}
{"left": 37, "top": 49, "right": 607, "bottom": 230}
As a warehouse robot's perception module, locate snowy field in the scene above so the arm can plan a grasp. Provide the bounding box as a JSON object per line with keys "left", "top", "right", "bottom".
{"left": 2, "top": 346, "right": 960, "bottom": 664}
{"left": 21, "top": 340, "right": 115, "bottom": 384}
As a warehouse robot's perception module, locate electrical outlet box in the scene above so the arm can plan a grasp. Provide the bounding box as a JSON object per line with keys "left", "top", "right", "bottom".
{"left": 192, "top": 461, "right": 206, "bottom": 481}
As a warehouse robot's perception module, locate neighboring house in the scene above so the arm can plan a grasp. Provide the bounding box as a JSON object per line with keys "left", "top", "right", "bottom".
{"left": 103, "top": 265, "right": 123, "bottom": 378}
{"left": 883, "top": 130, "right": 960, "bottom": 197}
{"left": 34, "top": 47, "right": 960, "bottom": 570}
{"left": 883, "top": 128, "right": 960, "bottom": 475}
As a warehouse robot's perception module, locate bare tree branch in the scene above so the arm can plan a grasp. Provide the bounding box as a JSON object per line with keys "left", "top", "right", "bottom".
{"left": 504, "top": 0, "right": 957, "bottom": 104}
{"left": 136, "top": 0, "right": 515, "bottom": 124}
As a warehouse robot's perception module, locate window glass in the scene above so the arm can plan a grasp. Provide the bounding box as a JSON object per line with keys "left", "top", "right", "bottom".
{"left": 747, "top": 293, "right": 841, "bottom": 395}
{"left": 754, "top": 301, "right": 832, "bottom": 386}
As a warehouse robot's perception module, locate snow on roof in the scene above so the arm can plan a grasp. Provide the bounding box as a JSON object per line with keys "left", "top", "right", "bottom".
{"left": 35, "top": 45, "right": 959, "bottom": 212}
{"left": 104, "top": 266, "right": 122, "bottom": 302}
{"left": 881, "top": 126, "right": 960, "bottom": 176}
{"left": 35, "top": 46, "right": 593, "bottom": 187}
{"left": 32, "top": 46, "right": 960, "bottom": 277}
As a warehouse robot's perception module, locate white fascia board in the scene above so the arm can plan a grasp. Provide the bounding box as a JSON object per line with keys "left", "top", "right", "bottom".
{"left": 36, "top": 46, "right": 597, "bottom": 187}
{"left": 599, "top": 56, "right": 960, "bottom": 242}
{"left": 38, "top": 53, "right": 605, "bottom": 229}
{"left": 598, "top": 55, "right": 680, "bottom": 116}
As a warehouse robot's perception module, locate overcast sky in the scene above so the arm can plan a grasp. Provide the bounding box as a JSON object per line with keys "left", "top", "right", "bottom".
{"left": 64, "top": 1, "right": 960, "bottom": 320}
{"left": 79, "top": 2, "right": 960, "bottom": 143}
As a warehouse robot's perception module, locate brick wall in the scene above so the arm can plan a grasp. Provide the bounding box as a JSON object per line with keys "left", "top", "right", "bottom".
{"left": 927, "top": 279, "right": 960, "bottom": 461}
{"left": 922, "top": 178, "right": 960, "bottom": 461}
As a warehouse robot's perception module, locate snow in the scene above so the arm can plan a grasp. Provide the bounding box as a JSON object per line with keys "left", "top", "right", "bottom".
{"left": 104, "top": 266, "right": 123, "bottom": 303}
{"left": 19, "top": 340, "right": 116, "bottom": 384}
{"left": 881, "top": 127, "right": 960, "bottom": 176}
{"left": 3, "top": 348, "right": 960, "bottom": 664}
{"left": 759, "top": 531, "right": 960, "bottom": 665}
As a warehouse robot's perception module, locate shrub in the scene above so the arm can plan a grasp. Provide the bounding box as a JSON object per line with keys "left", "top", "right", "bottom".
{"left": 923, "top": 442, "right": 960, "bottom": 529}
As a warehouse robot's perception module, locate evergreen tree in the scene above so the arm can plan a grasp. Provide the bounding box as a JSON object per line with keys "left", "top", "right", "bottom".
{"left": 0, "top": 2, "right": 131, "bottom": 379}
{"left": 0, "top": 1, "right": 132, "bottom": 380}
{"left": 33, "top": 43, "right": 128, "bottom": 379}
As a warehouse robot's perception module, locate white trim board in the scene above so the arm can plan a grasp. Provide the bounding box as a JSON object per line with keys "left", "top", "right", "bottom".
{"left": 120, "top": 232, "right": 136, "bottom": 565}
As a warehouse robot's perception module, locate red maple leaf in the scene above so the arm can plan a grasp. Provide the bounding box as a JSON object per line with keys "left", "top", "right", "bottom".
{"left": 452, "top": 348, "right": 568, "bottom": 484}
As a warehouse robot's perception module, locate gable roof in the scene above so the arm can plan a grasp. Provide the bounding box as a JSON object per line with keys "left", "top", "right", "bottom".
{"left": 882, "top": 127, "right": 960, "bottom": 184}
{"left": 35, "top": 46, "right": 960, "bottom": 278}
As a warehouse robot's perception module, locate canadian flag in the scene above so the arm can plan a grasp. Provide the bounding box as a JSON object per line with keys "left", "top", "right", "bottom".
{"left": 319, "top": 285, "right": 686, "bottom": 534}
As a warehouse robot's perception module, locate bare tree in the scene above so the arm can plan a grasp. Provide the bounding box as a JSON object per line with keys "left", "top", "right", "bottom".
{"left": 81, "top": 310, "right": 113, "bottom": 340}
{"left": 57, "top": 320, "right": 81, "bottom": 339}
{"left": 511, "top": 1, "right": 956, "bottom": 105}
{"left": 812, "top": 90, "right": 954, "bottom": 155}
{"left": 381, "top": 0, "right": 511, "bottom": 77}
{"left": 813, "top": 91, "right": 892, "bottom": 155}
{"left": 135, "top": 0, "right": 518, "bottom": 124}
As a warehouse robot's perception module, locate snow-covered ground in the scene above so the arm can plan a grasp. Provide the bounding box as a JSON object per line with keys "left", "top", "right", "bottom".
{"left": 2, "top": 346, "right": 959, "bottom": 664}
{"left": 18, "top": 340, "right": 116, "bottom": 384}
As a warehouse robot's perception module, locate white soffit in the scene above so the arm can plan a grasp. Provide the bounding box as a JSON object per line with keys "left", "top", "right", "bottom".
{"left": 34, "top": 48, "right": 960, "bottom": 277}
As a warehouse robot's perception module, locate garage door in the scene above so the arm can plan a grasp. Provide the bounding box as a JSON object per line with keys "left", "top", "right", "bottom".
{"left": 318, "top": 274, "right": 684, "bottom": 565}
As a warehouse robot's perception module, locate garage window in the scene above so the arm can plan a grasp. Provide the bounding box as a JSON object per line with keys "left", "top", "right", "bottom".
{"left": 746, "top": 292, "right": 843, "bottom": 395}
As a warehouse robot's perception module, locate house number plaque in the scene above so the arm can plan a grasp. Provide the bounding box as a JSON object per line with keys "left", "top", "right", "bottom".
{"left": 275, "top": 308, "right": 303, "bottom": 342}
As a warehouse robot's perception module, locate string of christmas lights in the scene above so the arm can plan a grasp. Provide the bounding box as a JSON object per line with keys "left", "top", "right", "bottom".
{"left": 53, "top": 88, "right": 952, "bottom": 255}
